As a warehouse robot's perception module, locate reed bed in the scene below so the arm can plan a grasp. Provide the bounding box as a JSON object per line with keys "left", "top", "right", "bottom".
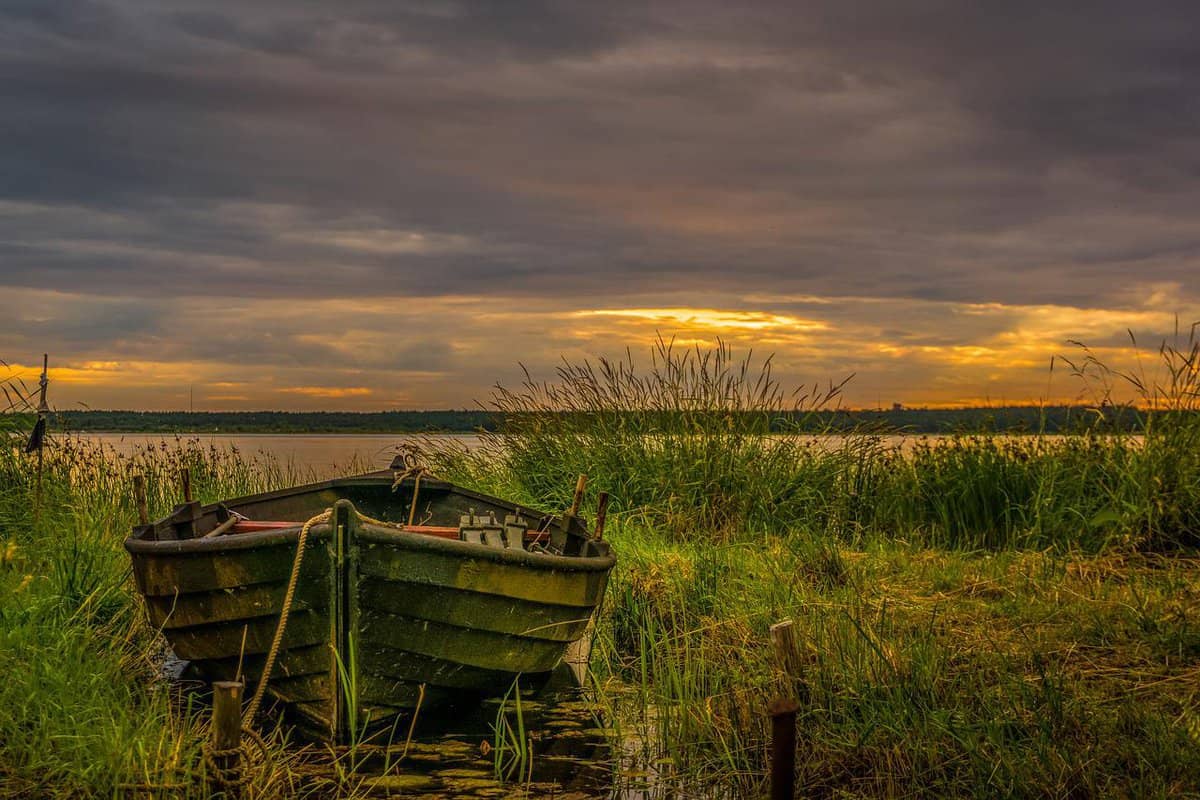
{"left": 429, "top": 336, "right": 1200, "bottom": 552}
{"left": 0, "top": 436, "right": 373, "bottom": 799}
{"left": 423, "top": 334, "right": 1200, "bottom": 797}
{"left": 1, "top": 333, "right": 1198, "bottom": 798}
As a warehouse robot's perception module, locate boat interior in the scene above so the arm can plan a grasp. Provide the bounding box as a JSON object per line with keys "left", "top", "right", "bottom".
{"left": 131, "top": 467, "right": 604, "bottom": 558}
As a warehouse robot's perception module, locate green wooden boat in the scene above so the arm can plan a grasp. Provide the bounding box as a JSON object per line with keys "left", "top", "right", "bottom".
{"left": 123, "top": 463, "right": 614, "bottom": 742}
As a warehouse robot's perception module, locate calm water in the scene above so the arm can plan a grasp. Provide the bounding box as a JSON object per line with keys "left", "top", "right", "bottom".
{"left": 74, "top": 431, "right": 1115, "bottom": 482}
{"left": 77, "top": 432, "right": 483, "bottom": 477}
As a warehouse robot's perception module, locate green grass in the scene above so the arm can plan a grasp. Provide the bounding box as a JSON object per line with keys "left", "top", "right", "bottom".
{"left": 1, "top": 332, "right": 1199, "bottom": 797}
{"left": 429, "top": 335, "right": 1200, "bottom": 552}
{"left": 589, "top": 534, "right": 1200, "bottom": 797}
{"left": 0, "top": 436, "right": 365, "bottom": 799}
{"left": 422, "top": 334, "right": 1200, "bottom": 797}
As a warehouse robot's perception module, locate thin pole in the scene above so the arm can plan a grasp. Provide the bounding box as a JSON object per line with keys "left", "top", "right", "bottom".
{"left": 133, "top": 475, "right": 149, "bottom": 525}
{"left": 32, "top": 354, "right": 48, "bottom": 525}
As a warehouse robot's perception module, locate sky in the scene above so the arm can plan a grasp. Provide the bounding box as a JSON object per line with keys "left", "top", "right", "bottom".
{"left": 2, "top": 1, "right": 1199, "bottom": 411}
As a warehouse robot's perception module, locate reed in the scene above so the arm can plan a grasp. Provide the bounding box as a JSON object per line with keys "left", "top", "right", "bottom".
{"left": 423, "top": 333, "right": 1200, "bottom": 797}
{"left": 429, "top": 335, "right": 1199, "bottom": 553}
{"left": 0, "top": 435, "right": 372, "bottom": 799}
{"left": 1, "top": 331, "right": 1198, "bottom": 798}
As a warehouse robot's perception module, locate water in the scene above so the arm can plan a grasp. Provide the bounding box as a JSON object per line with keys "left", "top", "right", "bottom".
{"left": 75, "top": 432, "right": 483, "bottom": 478}
{"left": 74, "top": 432, "right": 1098, "bottom": 481}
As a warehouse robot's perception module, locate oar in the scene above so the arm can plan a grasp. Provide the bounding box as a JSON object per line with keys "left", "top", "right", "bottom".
{"left": 593, "top": 492, "right": 609, "bottom": 540}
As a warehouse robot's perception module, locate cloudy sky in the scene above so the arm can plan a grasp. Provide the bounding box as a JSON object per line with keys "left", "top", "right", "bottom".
{"left": 2, "top": 1, "right": 1199, "bottom": 410}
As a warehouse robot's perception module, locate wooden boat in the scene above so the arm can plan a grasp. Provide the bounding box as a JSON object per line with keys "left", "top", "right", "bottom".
{"left": 123, "top": 461, "right": 615, "bottom": 743}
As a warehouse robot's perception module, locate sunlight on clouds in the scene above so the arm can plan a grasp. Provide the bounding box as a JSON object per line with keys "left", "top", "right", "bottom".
{"left": 4, "top": 286, "right": 1197, "bottom": 410}
{"left": 574, "top": 308, "right": 829, "bottom": 333}
{"left": 281, "top": 386, "right": 373, "bottom": 398}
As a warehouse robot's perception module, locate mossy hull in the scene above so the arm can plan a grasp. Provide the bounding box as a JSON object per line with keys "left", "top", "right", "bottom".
{"left": 124, "top": 474, "right": 614, "bottom": 742}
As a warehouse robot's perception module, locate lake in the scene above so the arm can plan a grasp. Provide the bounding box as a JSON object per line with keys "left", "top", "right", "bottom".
{"left": 72, "top": 431, "right": 1124, "bottom": 481}
{"left": 75, "top": 432, "right": 484, "bottom": 477}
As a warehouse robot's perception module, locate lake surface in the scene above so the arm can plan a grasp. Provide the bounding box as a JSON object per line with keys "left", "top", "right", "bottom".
{"left": 76, "top": 433, "right": 483, "bottom": 477}
{"left": 73, "top": 431, "right": 1126, "bottom": 482}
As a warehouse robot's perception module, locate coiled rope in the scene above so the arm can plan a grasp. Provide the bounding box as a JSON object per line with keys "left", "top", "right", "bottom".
{"left": 391, "top": 454, "right": 430, "bottom": 526}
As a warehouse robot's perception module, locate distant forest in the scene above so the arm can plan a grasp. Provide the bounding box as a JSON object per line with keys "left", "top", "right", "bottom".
{"left": 41, "top": 406, "right": 1147, "bottom": 434}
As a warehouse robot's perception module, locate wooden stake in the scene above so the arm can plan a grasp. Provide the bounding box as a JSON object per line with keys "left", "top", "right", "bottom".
{"left": 568, "top": 474, "right": 587, "bottom": 517}
{"left": 132, "top": 475, "right": 149, "bottom": 525}
{"left": 593, "top": 492, "right": 610, "bottom": 540}
{"left": 770, "top": 620, "right": 799, "bottom": 675}
{"left": 210, "top": 681, "right": 244, "bottom": 798}
{"left": 180, "top": 468, "right": 192, "bottom": 503}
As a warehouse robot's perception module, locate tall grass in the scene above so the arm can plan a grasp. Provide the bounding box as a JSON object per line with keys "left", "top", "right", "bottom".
{"left": 427, "top": 338, "right": 851, "bottom": 539}
{"left": 0, "top": 435, "right": 352, "bottom": 799}
{"left": 2, "top": 331, "right": 1197, "bottom": 798}
{"left": 422, "top": 333, "right": 1200, "bottom": 796}
{"left": 429, "top": 334, "right": 1200, "bottom": 553}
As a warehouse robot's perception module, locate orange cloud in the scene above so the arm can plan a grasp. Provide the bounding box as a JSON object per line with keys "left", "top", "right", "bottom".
{"left": 280, "top": 386, "right": 374, "bottom": 398}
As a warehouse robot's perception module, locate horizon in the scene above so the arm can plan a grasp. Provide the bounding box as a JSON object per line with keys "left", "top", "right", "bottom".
{"left": 3, "top": 3, "right": 1199, "bottom": 410}
{"left": 40, "top": 401, "right": 1151, "bottom": 415}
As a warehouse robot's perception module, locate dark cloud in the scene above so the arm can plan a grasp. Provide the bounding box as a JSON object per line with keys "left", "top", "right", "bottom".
{"left": 2, "top": 1, "right": 1200, "bottom": 406}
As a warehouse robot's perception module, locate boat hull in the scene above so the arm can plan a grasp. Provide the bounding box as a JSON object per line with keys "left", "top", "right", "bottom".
{"left": 125, "top": 475, "right": 614, "bottom": 741}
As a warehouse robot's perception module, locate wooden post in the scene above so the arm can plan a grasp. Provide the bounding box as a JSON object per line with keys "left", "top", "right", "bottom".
{"left": 770, "top": 620, "right": 801, "bottom": 680}
{"left": 180, "top": 468, "right": 192, "bottom": 503}
{"left": 768, "top": 697, "right": 799, "bottom": 800}
{"left": 132, "top": 475, "right": 149, "bottom": 525}
{"left": 567, "top": 474, "right": 587, "bottom": 517}
{"left": 210, "top": 681, "right": 244, "bottom": 797}
{"left": 593, "top": 492, "right": 610, "bottom": 539}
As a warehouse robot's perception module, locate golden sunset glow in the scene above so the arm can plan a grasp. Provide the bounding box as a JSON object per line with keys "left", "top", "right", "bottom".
{"left": 573, "top": 308, "right": 829, "bottom": 333}
{"left": 4, "top": 287, "right": 1195, "bottom": 411}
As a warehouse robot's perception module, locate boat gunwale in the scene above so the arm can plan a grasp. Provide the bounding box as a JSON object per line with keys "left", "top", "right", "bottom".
{"left": 123, "top": 472, "right": 615, "bottom": 573}
{"left": 125, "top": 521, "right": 614, "bottom": 573}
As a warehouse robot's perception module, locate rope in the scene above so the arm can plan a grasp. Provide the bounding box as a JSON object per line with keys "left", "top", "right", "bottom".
{"left": 242, "top": 495, "right": 430, "bottom": 725}
{"left": 204, "top": 501, "right": 421, "bottom": 792}
{"left": 391, "top": 461, "right": 430, "bottom": 527}
{"left": 244, "top": 509, "right": 331, "bottom": 722}
{"left": 202, "top": 724, "right": 273, "bottom": 792}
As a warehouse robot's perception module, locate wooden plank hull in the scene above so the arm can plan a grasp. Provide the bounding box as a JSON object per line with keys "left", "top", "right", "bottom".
{"left": 125, "top": 474, "right": 614, "bottom": 742}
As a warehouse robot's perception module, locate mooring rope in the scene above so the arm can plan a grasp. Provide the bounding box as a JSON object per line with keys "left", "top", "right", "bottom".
{"left": 244, "top": 509, "right": 331, "bottom": 722}
{"left": 209, "top": 487, "right": 440, "bottom": 791}
{"left": 243, "top": 498, "right": 429, "bottom": 723}
{"left": 202, "top": 724, "right": 272, "bottom": 791}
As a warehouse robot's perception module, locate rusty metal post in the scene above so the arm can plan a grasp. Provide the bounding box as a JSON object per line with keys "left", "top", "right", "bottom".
{"left": 768, "top": 697, "right": 798, "bottom": 800}
{"left": 210, "top": 681, "right": 244, "bottom": 798}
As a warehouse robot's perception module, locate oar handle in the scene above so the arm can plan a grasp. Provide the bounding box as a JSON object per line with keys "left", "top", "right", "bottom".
{"left": 593, "top": 492, "right": 609, "bottom": 540}
{"left": 567, "top": 474, "right": 587, "bottom": 517}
